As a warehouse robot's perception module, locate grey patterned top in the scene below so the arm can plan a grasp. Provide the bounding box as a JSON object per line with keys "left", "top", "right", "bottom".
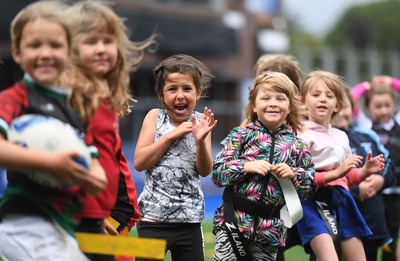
{"left": 138, "top": 109, "right": 204, "bottom": 223}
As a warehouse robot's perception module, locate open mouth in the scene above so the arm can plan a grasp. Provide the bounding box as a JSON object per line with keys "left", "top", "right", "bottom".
{"left": 175, "top": 104, "right": 188, "bottom": 112}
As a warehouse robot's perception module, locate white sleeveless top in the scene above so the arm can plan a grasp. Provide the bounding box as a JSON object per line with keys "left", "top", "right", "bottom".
{"left": 138, "top": 109, "right": 204, "bottom": 223}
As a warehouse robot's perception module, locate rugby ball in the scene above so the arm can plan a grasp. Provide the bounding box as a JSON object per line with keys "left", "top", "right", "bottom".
{"left": 8, "top": 114, "right": 91, "bottom": 187}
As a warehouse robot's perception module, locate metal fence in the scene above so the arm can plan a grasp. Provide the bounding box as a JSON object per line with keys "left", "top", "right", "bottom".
{"left": 292, "top": 45, "right": 400, "bottom": 86}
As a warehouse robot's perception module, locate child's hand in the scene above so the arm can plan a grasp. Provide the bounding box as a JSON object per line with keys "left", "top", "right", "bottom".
{"left": 170, "top": 122, "right": 192, "bottom": 140}
{"left": 358, "top": 174, "right": 384, "bottom": 201}
{"left": 244, "top": 160, "right": 272, "bottom": 176}
{"left": 47, "top": 151, "right": 90, "bottom": 185}
{"left": 271, "top": 163, "right": 295, "bottom": 179}
{"left": 82, "top": 158, "right": 107, "bottom": 195}
{"left": 103, "top": 219, "right": 119, "bottom": 235}
{"left": 360, "top": 152, "right": 385, "bottom": 179}
{"left": 336, "top": 155, "right": 363, "bottom": 178}
{"left": 192, "top": 107, "right": 217, "bottom": 143}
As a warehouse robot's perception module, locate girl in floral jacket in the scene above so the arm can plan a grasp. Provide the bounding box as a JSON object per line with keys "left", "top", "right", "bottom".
{"left": 212, "top": 72, "right": 315, "bottom": 261}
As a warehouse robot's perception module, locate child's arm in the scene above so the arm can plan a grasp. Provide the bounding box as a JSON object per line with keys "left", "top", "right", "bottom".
{"left": 391, "top": 77, "right": 400, "bottom": 91}
{"left": 351, "top": 81, "right": 370, "bottom": 101}
{"left": 212, "top": 128, "right": 273, "bottom": 186}
{"left": 332, "top": 152, "right": 384, "bottom": 188}
{"left": 0, "top": 136, "right": 90, "bottom": 185}
{"left": 192, "top": 107, "right": 217, "bottom": 177}
{"left": 212, "top": 127, "right": 250, "bottom": 186}
{"left": 351, "top": 76, "right": 400, "bottom": 101}
{"left": 82, "top": 157, "right": 107, "bottom": 195}
{"left": 355, "top": 152, "right": 385, "bottom": 181}
{"left": 194, "top": 134, "right": 213, "bottom": 177}
{"left": 134, "top": 109, "right": 192, "bottom": 171}
{"left": 290, "top": 143, "right": 316, "bottom": 199}
{"left": 313, "top": 155, "right": 363, "bottom": 186}
{"left": 358, "top": 174, "right": 384, "bottom": 201}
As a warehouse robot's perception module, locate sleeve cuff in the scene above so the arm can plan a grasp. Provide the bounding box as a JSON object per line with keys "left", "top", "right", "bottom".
{"left": 314, "top": 172, "right": 326, "bottom": 187}
{"left": 347, "top": 168, "right": 362, "bottom": 186}
{"left": 391, "top": 77, "right": 400, "bottom": 92}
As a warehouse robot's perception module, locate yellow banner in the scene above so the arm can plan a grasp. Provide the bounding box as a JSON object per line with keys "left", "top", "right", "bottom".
{"left": 76, "top": 232, "right": 166, "bottom": 259}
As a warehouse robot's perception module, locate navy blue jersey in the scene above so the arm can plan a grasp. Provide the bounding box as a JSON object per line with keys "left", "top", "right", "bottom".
{"left": 343, "top": 125, "right": 395, "bottom": 243}
{"left": 373, "top": 119, "right": 400, "bottom": 189}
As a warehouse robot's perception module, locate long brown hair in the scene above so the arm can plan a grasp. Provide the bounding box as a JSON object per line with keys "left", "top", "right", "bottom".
{"left": 63, "top": 0, "right": 157, "bottom": 123}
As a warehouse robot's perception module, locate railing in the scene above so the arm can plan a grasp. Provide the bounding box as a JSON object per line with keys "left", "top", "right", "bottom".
{"left": 291, "top": 45, "right": 400, "bottom": 86}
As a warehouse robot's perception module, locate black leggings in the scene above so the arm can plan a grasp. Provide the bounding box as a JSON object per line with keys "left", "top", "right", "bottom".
{"left": 136, "top": 221, "right": 205, "bottom": 261}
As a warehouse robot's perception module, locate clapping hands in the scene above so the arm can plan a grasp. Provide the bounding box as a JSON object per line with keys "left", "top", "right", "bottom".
{"left": 192, "top": 107, "right": 217, "bottom": 142}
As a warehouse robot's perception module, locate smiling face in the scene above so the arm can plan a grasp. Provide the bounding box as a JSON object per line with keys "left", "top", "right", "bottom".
{"left": 162, "top": 72, "right": 199, "bottom": 126}
{"left": 367, "top": 93, "right": 394, "bottom": 124}
{"left": 12, "top": 18, "right": 70, "bottom": 85}
{"left": 253, "top": 87, "right": 290, "bottom": 131}
{"left": 305, "top": 80, "right": 338, "bottom": 127}
{"left": 76, "top": 28, "right": 118, "bottom": 78}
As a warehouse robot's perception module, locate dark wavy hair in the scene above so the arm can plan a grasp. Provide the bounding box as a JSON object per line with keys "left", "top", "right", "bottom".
{"left": 153, "top": 54, "right": 214, "bottom": 105}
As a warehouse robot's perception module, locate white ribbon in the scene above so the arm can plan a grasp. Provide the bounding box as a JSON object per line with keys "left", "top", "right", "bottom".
{"left": 271, "top": 173, "right": 303, "bottom": 228}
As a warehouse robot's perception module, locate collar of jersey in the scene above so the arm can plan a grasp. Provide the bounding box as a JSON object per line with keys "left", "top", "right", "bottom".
{"left": 377, "top": 118, "right": 395, "bottom": 131}
{"left": 22, "top": 74, "right": 71, "bottom": 99}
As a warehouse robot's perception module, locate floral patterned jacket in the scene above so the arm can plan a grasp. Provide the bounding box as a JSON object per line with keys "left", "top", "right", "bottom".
{"left": 212, "top": 120, "right": 315, "bottom": 246}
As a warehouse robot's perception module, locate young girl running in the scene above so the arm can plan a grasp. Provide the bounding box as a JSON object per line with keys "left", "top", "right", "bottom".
{"left": 297, "top": 70, "right": 385, "bottom": 261}
{"left": 63, "top": 1, "right": 156, "bottom": 260}
{"left": 134, "top": 54, "right": 217, "bottom": 261}
{"left": 212, "top": 72, "right": 315, "bottom": 261}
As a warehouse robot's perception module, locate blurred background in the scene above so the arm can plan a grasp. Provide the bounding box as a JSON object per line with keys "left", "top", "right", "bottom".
{"left": 1, "top": 0, "right": 399, "bottom": 217}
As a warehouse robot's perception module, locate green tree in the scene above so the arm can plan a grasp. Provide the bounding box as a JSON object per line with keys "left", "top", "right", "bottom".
{"left": 326, "top": 0, "right": 400, "bottom": 50}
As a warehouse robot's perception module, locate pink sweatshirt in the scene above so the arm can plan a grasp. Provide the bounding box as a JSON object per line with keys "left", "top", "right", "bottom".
{"left": 298, "top": 121, "right": 362, "bottom": 189}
